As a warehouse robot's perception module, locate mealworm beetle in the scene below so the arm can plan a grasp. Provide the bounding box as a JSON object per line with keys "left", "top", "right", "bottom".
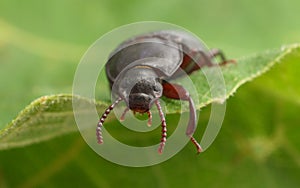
{"left": 96, "top": 30, "right": 233, "bottom": 154}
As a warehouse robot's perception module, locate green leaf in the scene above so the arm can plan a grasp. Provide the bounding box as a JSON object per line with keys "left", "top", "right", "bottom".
{"left": 0, "top": 94, "right": 110, "bottom": 150}
{"left": 1, "top": 1, "right": 300, "bottom": 187}
{"left": 0, "top": 44, "right": 299, "bottom": 151}
{"left": 0, "top": 94, "right": 77, "bottom": 149}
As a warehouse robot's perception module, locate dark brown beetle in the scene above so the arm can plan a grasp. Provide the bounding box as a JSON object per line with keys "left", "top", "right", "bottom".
{"left": 96, "top": 30, "right": 232, "bottom": 154}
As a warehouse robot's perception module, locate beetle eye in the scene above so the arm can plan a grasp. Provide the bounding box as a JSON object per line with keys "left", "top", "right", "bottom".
{"left": 153, "top": 83, "right": 161, "bottom": 92}
{"left": 152, "top": 82, "right": 162, "bottom": 98}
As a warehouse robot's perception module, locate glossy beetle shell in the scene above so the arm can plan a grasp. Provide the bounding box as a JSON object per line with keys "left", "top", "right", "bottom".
{"left": 105, "top": 30, "right": 210, "bottom": 87}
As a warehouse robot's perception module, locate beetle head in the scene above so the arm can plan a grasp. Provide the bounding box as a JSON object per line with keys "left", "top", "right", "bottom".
{"left": 118, "top": 67, "right": 162, "bottom": 113}
{"left": 128, "top": 78, "right": 162, "bottom": 112}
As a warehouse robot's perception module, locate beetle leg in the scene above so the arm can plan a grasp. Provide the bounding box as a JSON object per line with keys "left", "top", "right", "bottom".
{"left": 183, "top": 49, "right": 235, "bottom": 74}
{"left": 120, "top": 107, "right": 130, "bottom": 121}
{"left": 209, "top": 48, "right": 226, "bottom": 62}
{"left": 96, "top": 97, "right": 122, "bottom": 144}
{"left": 162, "top": 82, "right": 202, "bottom": 153}
{"left": 147, "top": 111, "right": 152, "bottom": 127}
{"left": 209, "top": 48, "right": 236, "bottom": 65}
{"left": 155, "top": 100, "right": 167, "bottom": 154}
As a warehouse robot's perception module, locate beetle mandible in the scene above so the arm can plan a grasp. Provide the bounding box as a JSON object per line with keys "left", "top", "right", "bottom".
{"left": 96, "top": 30, "right": 232, "bottom": 154}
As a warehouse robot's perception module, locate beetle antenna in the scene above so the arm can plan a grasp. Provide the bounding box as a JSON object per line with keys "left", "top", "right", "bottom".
{"left": 155, "top": 100, "right": 167, "bottom": 154}
{"left": 96, "top": 97, "right": 122, "bottom": 144}
{"left": 120, "top": 107, "right": 130, "bottom": 121}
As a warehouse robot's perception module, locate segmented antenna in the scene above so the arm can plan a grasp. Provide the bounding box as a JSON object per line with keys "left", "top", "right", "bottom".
{"left": 155, "top": 100, "right": 167, "bottom": 154}
{"left": 96, "top": 97, "right": 122, "bottom": 144}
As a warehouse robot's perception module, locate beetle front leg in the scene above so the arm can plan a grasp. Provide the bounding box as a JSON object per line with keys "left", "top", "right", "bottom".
{"left": 162, "top": 82, "right": 202, "bottom": 153}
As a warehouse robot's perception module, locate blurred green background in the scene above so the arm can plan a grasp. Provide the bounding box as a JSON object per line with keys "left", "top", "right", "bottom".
{"left": 0, "top": 0, "right": 300, "bottom": 187}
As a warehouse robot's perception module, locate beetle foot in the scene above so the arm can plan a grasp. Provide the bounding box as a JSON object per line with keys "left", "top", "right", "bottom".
{"left": 147, "top": 111, "right": 152, "bottom": 127}
{"left": 219, "top": 59, "right": 236, "bottom": 66}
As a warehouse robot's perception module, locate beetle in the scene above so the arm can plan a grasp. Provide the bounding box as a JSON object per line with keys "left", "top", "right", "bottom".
{"left": 96, "top": 30, "right": 233, "bottom": 154}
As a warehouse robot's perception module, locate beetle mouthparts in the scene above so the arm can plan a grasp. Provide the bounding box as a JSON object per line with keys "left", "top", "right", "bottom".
{"left": 119, "top": 108, "right": 152, "bottom": 127}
